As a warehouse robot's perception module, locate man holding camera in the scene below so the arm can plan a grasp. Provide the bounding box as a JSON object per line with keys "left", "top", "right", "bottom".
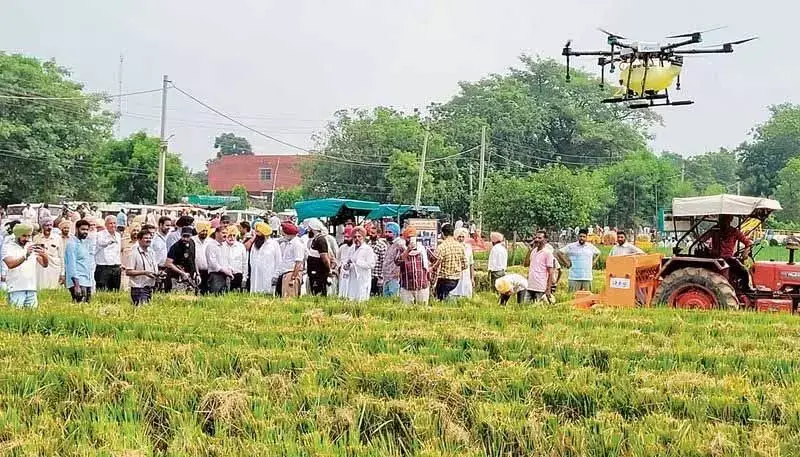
{"left": 2, "top": 223, "right": 49, "bottom": 308}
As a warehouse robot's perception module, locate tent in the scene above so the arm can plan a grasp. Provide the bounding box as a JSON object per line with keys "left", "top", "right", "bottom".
{"left": 294, "top": 198, "right": 379, "bottom": 223}
{"left": 365, "top": 204, "right": 441, "bottom": 221}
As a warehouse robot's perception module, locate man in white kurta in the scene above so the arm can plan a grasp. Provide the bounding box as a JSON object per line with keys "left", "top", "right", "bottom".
{"left": 336, "top": 227, "right": 354, "bottom": 299}
{"left": 33, "top": 218, "right": 64, "bottom": 289}
{"left": 249, "top": 222, "right": 282, "bottom": 295}
{"left": 344, "top": 226, "right": 376, "bottom": 302}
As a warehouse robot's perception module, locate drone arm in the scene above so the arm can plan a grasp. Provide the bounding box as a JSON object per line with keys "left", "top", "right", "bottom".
{"left": 673, "top": 47, "right": 734, "bottom": 55}
{"left": 562, "top": 50, "right": 614, "bottom": 56}
{"left": 660, "top": 36, "right": 701, "bottom": 52}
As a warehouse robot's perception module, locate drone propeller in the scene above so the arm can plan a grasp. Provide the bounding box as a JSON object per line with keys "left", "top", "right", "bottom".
{"left": 722, "top": 37, "right": 759, "bottom": 46}
{"left": 666, "top": 26, "right": 727, "bottom": 39}
{"left": 598, "top": 28, "right": 626, "bottom": 39}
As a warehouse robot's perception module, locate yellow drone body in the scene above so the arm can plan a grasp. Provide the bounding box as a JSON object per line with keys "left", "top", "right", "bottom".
{"left": 617, "top": 62, "right": 682, "bottom": 95}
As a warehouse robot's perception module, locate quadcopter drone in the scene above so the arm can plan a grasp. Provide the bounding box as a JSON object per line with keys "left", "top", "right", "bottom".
{"left": 562, "top": 27, "right": 757, "bottom": 108}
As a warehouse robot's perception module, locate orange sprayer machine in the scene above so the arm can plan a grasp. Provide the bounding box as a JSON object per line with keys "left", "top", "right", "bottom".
{"left": 572, "top": 253, "right": 663, "bottom": 308}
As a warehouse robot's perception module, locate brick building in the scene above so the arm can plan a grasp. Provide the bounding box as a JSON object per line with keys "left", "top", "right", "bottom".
{"left": 207, "top": 154, "right": 308, "bottom": 199}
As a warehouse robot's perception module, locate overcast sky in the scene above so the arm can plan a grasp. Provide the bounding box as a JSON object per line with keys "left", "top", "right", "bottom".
{"left": 1, "top": 0, "right": 793, "bottom": 170}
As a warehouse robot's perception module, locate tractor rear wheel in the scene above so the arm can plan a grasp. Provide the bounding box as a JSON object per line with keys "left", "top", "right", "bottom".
{"left": 654, "top": 267, "right": 739, "bottom": 310}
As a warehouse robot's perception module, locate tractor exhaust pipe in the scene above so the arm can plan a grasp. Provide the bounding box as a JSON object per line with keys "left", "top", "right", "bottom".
{"left": 790, "top": 249, "right": 796, "bottom": 265}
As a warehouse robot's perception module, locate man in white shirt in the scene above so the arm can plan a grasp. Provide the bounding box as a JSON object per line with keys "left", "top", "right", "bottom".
{"left": 205, "top": 228, "right": 233, "bottom": 295}
{"left": 94, "top": 215, "right": 122, "bottom": 291}
{"left": 277, "top": 222, "right": 305, "bottom": 298}
{"left": 151, "top": 216, "right": 173, "bottom": 292}
{"left": 125, "top": 231, "right": 158, "bottom": 306}
{"left": 610, "top": 231, "right": 645, "bottom": 257}
{"left": 268, "top": 213, "right": 282, "bottom": 238}
{"left": 21, "top": 204, "right": 36, "bottom": 226}
{"left": 193, "top": 221, "right": 211, "bottom": 294}
{"left": 2, "top": 223, "right": 49, "bottom": 308}
{"left": 488, "top": 232, "right": 508, "bottom": 286}
{"left": 223, "top": 226, "right": 248, "bottom": 291}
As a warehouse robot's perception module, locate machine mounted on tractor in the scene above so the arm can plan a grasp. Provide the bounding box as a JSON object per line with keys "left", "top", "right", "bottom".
{"left": 572, "top": 195, "right": 800, "bottom": 312}
{"left": 655, "top": 194, "right": 800, "bottom": 312}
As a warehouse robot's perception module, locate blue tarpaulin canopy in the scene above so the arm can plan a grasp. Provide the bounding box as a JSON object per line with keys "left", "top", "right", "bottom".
{"left": 294, "top": 198, "right": 379, "bottom": 222}
{"left": 366, "top": 204, "right": 441, "bottom": 220}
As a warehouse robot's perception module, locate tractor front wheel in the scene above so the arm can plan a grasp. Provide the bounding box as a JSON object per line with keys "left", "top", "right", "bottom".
{"left": 654, "top": 267, "right": 740, "bottom": 310}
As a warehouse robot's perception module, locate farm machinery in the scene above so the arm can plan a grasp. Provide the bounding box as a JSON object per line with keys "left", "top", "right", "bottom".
{"left": 574, "top": 195, "right": 800, "bottom": 312}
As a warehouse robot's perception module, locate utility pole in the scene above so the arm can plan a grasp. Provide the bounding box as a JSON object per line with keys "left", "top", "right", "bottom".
{"left": 478, "top": 125, "right": 487, "bottom": 232}
{"left": 737, "top": 181, "right": 741, "bottom": 195}
{"left": 116, "top": 54, "right": 124, "bottom": 137}
{"left": 156, "top": 75, "right": 169, "bottom": 205}
{"left": 468, "top": 162, "right": 474, "bottom": 221}
{"left": 414, "top": 127, "right": 430, "bottom": 207}
{"left": 681, "top": 162, "right": 685, "bottom": 182}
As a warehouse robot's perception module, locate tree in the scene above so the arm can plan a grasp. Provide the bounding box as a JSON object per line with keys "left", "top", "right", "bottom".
{"left": 0, "top": 53, "right": 114, "bottom": 205}
{"left": 739, "top": 104, "right": 800, "bottom": 197}
{"left": 775, "top": 157, "right": 800, "bottom": 222}
{"left": 230, "top": 184, "right": 249, "bottom": 210}
{"left": 478, "top": 165, "right": 608, "bottom": 237}
{"left": 214, "top": 133, "right": 252, "bottom": 157}
{"left": 599, "top": 152, "right": 682, "bottom": 229}
{"left": 98, "top": 132, "right": 209, "bottom": 204}
{"left": 273, "top": 186, "right": 305, "bottom": 212}
{"left": 302, "top": 107, "right": 462, "bottom": 213}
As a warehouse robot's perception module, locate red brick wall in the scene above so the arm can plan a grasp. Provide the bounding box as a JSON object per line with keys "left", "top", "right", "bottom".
{"left": 208, "top": 155, "right": 307, "bottom": 194}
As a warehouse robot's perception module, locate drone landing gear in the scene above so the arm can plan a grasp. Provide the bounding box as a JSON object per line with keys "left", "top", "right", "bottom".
{"left": 602, "top": 90, "right": 694, "bottom": 108}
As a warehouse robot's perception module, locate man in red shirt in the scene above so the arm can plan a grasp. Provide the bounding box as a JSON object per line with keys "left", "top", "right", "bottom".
{"left": 702, "top": 214, "right": 753, "bottom": 291}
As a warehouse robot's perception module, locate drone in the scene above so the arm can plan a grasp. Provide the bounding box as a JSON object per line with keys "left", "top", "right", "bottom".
{"left": 562, "top": 27, "right": 757, "bottom": 108}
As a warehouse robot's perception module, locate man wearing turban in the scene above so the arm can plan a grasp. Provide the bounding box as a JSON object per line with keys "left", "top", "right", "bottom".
{"left": 249, "top": 222, "right": 282, "bottom": 295}
{"left": 2, "top": 223, "right": 49, "bottom": 308}
{"left": 33, "top": 217, "right": 64, "bottom": 289}
{"left": 193, "top": 221, "right": 212, "bottom": 294}
{"left": 277, "top": 222, "right": 305, "bottom": 298}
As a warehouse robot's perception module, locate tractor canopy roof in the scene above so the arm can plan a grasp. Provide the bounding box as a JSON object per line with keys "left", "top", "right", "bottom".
{"left": 672, "top": 194, "right": 782, "bottom": 217}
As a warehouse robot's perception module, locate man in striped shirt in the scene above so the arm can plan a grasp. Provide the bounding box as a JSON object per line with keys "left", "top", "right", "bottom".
{"left": 395, "top": 227, "right": 430, "bottom": 305}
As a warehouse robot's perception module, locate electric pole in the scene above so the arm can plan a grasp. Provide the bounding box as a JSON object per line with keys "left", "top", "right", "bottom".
{"left": 681, "top": 162, "right": 685, "bottom": 182}
{"left": 414, "top": 127, "right": 430, "bottom": 207}
{"left": 737, "top": 181, "right": 741, "bottom": 195}
{"left": 478, "top": 125, "right": 487, "bottom": 232}
{"left": 156, "top": 75, "right": 169, "bottom": 205}
{"left": 116, "top": 54, "right": 123, "bottom": 137}
{"left": 468, "top": 162, "right": 474, "bottom": 221}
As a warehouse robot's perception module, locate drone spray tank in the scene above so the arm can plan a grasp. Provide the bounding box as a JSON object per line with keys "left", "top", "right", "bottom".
{"left": 616, "top": 59, "right": 682, "bottom": 96}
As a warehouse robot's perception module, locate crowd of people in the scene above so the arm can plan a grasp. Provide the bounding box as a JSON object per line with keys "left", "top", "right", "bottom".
{"left": 1, "top": 203, "right": 653, "bottom": 309}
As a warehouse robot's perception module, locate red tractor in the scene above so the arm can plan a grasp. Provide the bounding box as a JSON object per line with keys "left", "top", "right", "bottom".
{"left": 655, "top": 195, "right": 800, "bottom": 311}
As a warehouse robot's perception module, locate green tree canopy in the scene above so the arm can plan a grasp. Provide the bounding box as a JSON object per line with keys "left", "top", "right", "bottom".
{"left": 272, "top": 186, "right": 305, "bottom": 212}
{"left": 739, "top": 104, "right": 800, "bottom": 197}
{"left": 98, "top": 132, "right": 209, "bottom": 204}
{"left": 0, "top": 53, "right": 114, "bottom": 205}
{"left": 599, "top": 152, "right": 682, "bottom": 229}
{"left": 478, "top": 165, "right": 608, "bottom": 237}
{"left": 775, "top": 157, "right": 800, "bottom": 222}
{"left": 230, "top": 184, "right": 249, "bottom": 210}
{"left": 214, "top": 132, "right": 252, "bottom": 157}
{"left": 302, "top": 107, "right": 466, "bottom": 216}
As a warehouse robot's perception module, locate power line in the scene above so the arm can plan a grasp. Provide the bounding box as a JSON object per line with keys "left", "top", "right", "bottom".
{"left": 0, "top": 147, "right": 155, "bottom": 175}
{"left": 0, "top": 149, "right": 153, "bottom": 177}
{"left": 169, "top": 83, "right": 312, "bottom": 153}
{"left": 0, "top": 87, "right": 162, "bottom": 100}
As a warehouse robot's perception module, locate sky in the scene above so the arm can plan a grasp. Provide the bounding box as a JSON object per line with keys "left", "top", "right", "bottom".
{"left": 0, "top": 0, "right": 795, "bottom": 170}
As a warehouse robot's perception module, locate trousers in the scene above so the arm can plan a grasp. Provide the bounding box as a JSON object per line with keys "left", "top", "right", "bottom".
{"left": 95, "top": 264, "right": 121, "bottom": 291}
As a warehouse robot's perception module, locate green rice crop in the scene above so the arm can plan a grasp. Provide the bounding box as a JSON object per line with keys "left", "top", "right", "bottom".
{"left": 2, "top": 289, "right": 800, "bottom": 456}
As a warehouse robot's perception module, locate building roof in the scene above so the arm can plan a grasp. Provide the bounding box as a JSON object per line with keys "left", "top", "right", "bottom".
{"left": 207, "top": 154, "right": 308, "bottom": 194}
